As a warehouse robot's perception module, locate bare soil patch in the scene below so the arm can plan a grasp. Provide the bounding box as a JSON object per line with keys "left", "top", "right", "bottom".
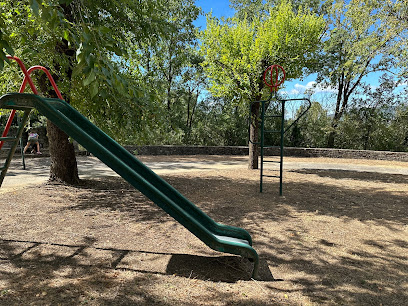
{"left": 0, "top": 156, "right": 407, "bottom": 305}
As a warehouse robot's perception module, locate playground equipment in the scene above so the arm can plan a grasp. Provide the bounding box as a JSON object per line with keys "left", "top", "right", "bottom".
{"left": 0, "top": 112, "right": 27, "bottom": 170}
{"left": 0, "top": 56, "right": 63, "bottom": 174}
{"left": 249, "top": 65, "right": 311, "bottom": 195}
{"left": 0, "top": 57, "right": 259, "bottom": 279}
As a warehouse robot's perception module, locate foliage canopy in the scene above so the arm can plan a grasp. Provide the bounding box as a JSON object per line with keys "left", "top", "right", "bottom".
{"left": 200, "top": 1, "right": 325, "bottom": 104}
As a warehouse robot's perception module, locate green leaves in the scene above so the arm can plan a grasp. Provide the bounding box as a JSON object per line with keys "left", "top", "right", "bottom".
{"left": 83, "top": 70, "right": 96, "bottom": 87}
{"left": 0, "top": 10, "right": 14, "bottom": 69}
{"left": 89, "top": 79, "right": 99, "bottom": 98}
{"left": 0, "top": 35, "right": 13, "bottom": 56}
{"left": 0, "top": 0, "right": 170, "bottom": 138}
{"left": 316, "top": 0, "right": 408, "bottom": 147}
{"left": 200, "top": 1, "right": 325, "bottom": 103}
{"left": 29, "top": 0, "right": 40, "bottom": 16}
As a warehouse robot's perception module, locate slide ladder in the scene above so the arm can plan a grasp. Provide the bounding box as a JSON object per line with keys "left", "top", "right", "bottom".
{"left": 0, "top": 57, "right": 259, "bottom": 278}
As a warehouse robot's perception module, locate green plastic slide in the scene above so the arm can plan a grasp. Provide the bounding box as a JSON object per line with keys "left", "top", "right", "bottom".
{"left": 0, "top": 93, "right": 259, "bottom": 278}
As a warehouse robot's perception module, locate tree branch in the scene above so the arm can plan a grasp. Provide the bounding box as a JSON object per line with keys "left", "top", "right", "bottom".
{"left": 214, "top": 59, "right": 245, "bottom": 91}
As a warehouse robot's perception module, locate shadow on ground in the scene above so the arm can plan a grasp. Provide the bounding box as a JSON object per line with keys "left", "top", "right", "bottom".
{"left": 1, "top": 166, "right": 407, "bottom": 305}
{"left": 0, "top": 238, "right": 270, "bottom": 282}
{"left": 64, "top": 170, "right": 408, "bottom": 305}
{"left": 63, "top": 169, "right": 407, "bottom": 226}
{"left": 291, "top": 168, "right": 408, "bottom": 184}
{"left": 0, "top": 238, "right": 276, "bottom": 305}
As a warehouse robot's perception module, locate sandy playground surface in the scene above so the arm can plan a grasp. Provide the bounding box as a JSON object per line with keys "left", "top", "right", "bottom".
{"left": 0, "top": 155, "right": 407, "bottom": 305}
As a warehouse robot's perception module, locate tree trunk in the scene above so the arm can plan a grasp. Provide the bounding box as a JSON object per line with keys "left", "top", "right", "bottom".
{"left": 363, "top": 110, "right": 373, "bottom": 150}
{"left": 47, "top": 120, "right": 80, "bottom": 184}
{"left": 37, "top": 69, "right": 80, "bottom": 185}
{"left": 328, "top": 75, "right": 354, "bottom": 148}
{"left": 248, "top": 101, "right": 260, "bottom": 169}
{"left": 167, "top": 84, "right": 172, "bottom": 110}
{"left": 328, "top": 76, "right": 344, "bottom": 148}
{"left": 46, "top": 2, "right": 80, "bottom": 184}
{"left": 327, "top": 130, "right": 336, "bottom": 148}
{"left": 327, "top": 113, "right": 339, "bottom": 148}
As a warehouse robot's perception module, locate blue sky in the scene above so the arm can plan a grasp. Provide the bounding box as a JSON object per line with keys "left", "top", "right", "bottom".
{"left": 194, "top": 0, "right": 235, "bottom": 28}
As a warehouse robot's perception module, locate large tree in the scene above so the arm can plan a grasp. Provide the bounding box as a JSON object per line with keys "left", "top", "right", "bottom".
{"left": 230, "top": 0, "right": 330, "bottom": 20}
{"left": 0, "top": 0, "right": 167, "bottom": 184}
{"left": 150, "top": 0, "right": 200, "bottom": 112}
{"left": 315, "top": 0, "right": 408, "bottom": 147}
{"left": 127, "top": 0, "right": 202, "bottom": 144}
{"left": 200, "top": 1, "right": 325, "bottom": 168}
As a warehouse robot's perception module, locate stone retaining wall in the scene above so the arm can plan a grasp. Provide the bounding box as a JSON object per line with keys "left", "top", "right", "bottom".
{"left": 124, "top": 145, "right": 408, "bottom": 162}
{"left": 2, "top": 140, "right": 407, "bottom": 162}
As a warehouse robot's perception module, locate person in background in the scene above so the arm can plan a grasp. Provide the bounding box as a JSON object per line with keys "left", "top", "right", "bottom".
{"left": 23, "top": 129, "right": 42, "bottom": 155}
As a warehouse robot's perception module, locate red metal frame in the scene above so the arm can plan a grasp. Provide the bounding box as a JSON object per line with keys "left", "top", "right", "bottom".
{"left": 263, "top": 64, "right": 286, "bottom": 92}
{"left": 0, "top": 56, "right": 63, "bottom": 149}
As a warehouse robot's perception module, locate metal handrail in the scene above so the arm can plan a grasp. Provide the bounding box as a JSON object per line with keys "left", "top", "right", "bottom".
{"left": 0, "top": 56, "right": 63, "bottom": 149}
{"left": 278, "top": 97, "right": 312, "bottom": 134}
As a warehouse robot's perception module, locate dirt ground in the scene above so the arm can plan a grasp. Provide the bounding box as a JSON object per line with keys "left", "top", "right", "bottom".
{"left": 0, "top": 155, "right": 407, "bottom": 305}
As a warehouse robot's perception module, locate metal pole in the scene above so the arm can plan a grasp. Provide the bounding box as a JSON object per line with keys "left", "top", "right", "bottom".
{"left": 260, "top": 101, "right": 265, "bottom": 193}
{"left": 19, "top": 137, "right": 26, "bottom": 170}
{"left": 279, "top": 100, "right": 285, "bottom": 196}
{"left": 17, "top": 114, "right": 26, "bottom": 170}
{"left": 0, "top": 110, "right": 31, "bottom": 187}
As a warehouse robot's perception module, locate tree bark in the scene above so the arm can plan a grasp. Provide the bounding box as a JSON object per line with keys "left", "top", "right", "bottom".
{"left": 37, "top": 67, "right": 80, "bottom": 185}
{"left": 248, "top": 101, "right": 260, "bottom": 169}
{"left": 248, "top": 73, "right": 267, "bottom": 169}
{"left": 327, "top": 129, "right": 336, "bottom": 148}
{"left": 47, "top": 120, "right": 79, "bottom": 184}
